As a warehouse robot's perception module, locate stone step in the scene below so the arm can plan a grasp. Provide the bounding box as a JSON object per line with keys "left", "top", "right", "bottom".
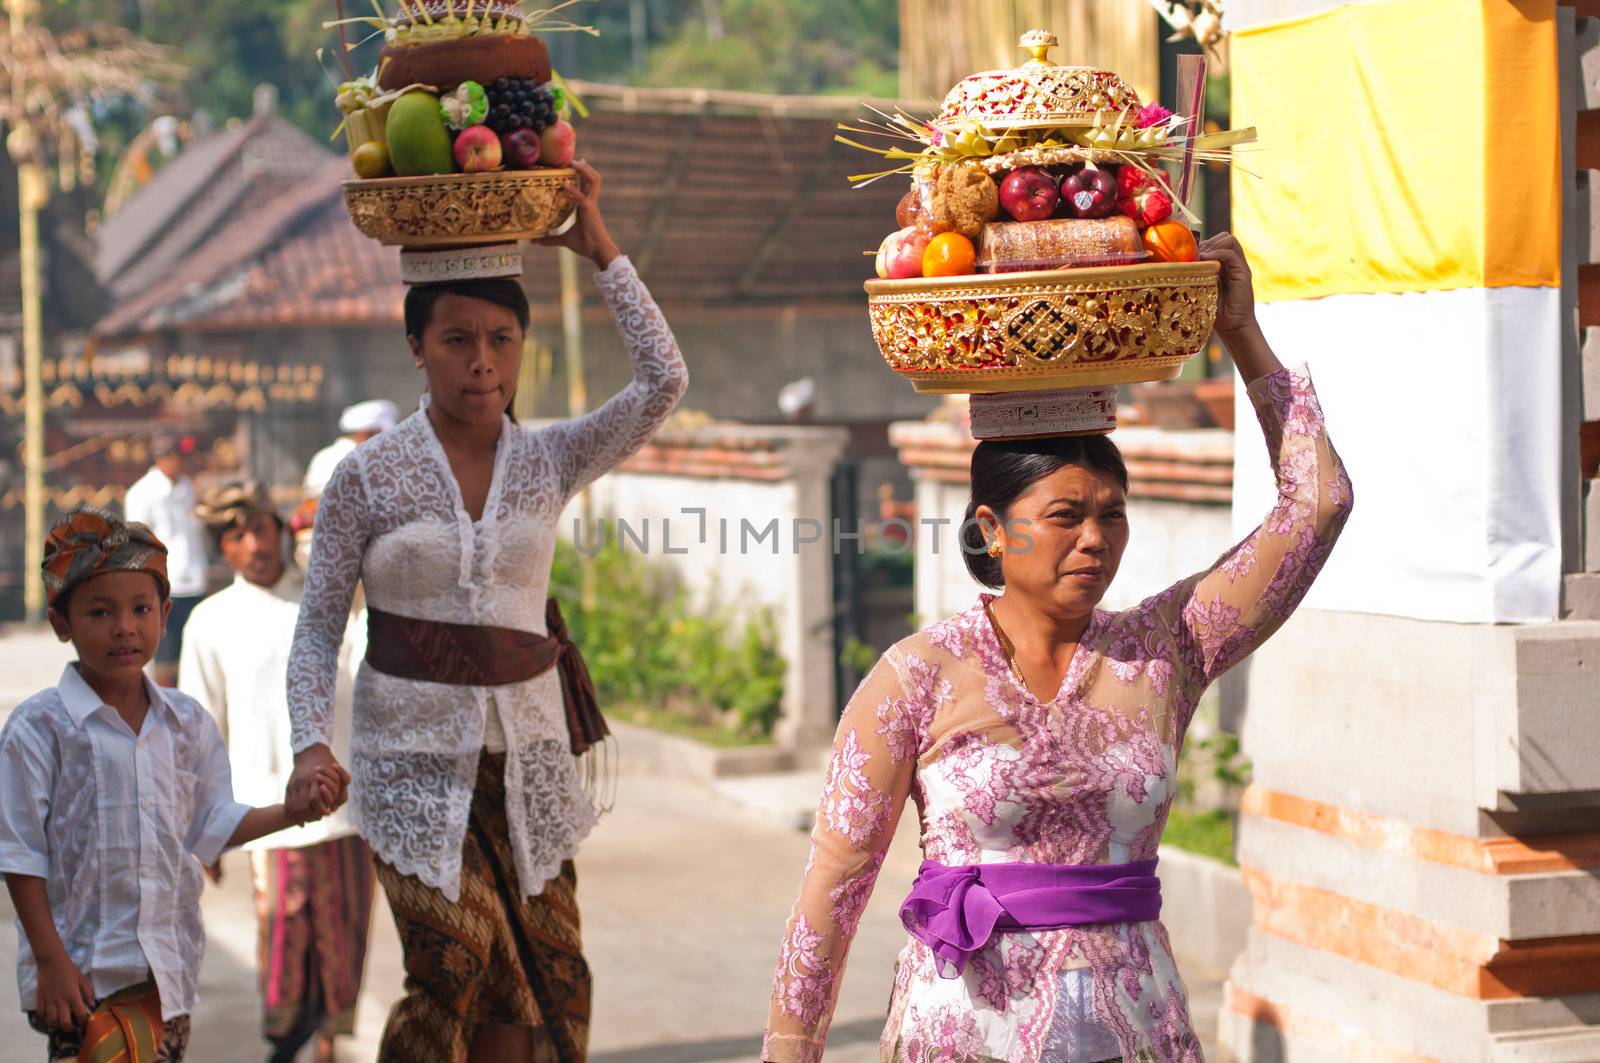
{"left": 1564, "top": 571, "right": 1600, "bottom": 617}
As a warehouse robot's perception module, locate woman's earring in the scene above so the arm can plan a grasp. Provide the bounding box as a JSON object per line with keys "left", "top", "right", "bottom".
{"left": 988, "top": 538, "right": 1003, "bottom": 558}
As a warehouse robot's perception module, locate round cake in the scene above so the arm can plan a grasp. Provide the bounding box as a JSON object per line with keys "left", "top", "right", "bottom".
{"left": 977, "top": 216, "right": 1143, "bottom": 273}
{"left": 378, "top": 35, "right": 550, "bottom": 92}
{"left": 377, "top": 0, "right": 549, "bottom": 92}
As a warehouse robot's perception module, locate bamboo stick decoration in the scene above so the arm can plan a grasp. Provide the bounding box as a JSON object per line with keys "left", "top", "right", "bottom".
{"left": 334, "top": 0, "right": 353, "bottom": 79}
{"left": 1175, "top": 52, "right": 1205, "bottom": 208}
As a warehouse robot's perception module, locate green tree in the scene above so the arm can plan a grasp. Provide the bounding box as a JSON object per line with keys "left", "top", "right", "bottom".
{"left": 607, "top": 0, "right": 898, "bottom": 96}
{"left": 38, "top": 0, "right": 901, "bottom": 153}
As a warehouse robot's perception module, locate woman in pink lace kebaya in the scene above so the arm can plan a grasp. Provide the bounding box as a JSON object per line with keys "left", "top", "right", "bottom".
{"left": 763, "top": 234, "right": 1353, "bottom": 1063}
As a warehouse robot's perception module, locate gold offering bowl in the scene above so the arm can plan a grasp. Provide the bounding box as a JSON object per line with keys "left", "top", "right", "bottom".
{"left": 342, "top": 169, "right": 577, "bottom": 247}
{"left": 864, "top": 260, "right": 1220, "bottom": 394}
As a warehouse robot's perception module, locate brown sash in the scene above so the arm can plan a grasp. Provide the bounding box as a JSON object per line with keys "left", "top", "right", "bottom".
{"left": 365, "top": 599, "right": 610, "bottom": 755}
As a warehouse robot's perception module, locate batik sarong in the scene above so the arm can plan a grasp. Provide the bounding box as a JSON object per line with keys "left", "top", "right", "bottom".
{"left": 27, "top": 978, "right": 190, "bottom": 1063}
{"left": 249, "top": 834, "right": 376, "bottom": 1062}
{"left": 374, "top": 751, "right": 590, "bottom": 1063}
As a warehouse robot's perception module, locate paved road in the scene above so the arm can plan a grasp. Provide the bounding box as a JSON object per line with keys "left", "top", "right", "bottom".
{"left": 0, "top": 774, "right": 914, "bottom": 1062}
{"left": 0, "top": 627, "right": 1220, "bottom": 1062}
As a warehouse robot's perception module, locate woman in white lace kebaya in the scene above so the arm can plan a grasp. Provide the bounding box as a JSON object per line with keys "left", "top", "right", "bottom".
{"left": 285, "top": 161, "right": 688, "bottom": 1063}
{"left": 763, "top": 235, "right": 1353, "bottom": 1063}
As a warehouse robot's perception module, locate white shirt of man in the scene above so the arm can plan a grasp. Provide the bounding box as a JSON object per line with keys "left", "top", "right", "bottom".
{"left": 0, "top": 666, "right": 250, "bottom": 1020}
{"left": 123, "top": 467, "right": 208, "bottom": 596}
{"left": 178, "top": 566, "right": 360, "bottom": 850}
{"left": 303, "top": 437, "right": 358, "bottom": 499}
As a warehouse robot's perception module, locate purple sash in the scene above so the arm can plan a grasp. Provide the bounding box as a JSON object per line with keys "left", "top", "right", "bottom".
{"left": 900, "top": 858, "right": 1162, "bottom": 977}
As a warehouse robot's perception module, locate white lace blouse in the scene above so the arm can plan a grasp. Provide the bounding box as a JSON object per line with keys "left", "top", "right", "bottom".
{"left": 287, "top": 256, "right": 688, "bottom": 901}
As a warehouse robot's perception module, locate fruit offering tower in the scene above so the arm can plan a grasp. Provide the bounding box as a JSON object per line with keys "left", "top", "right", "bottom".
{"left": 846, "top": 31, "right": 1254, "bottom": 437}
{"left": 332, "top": 0, "right": 587, "bottom": 256}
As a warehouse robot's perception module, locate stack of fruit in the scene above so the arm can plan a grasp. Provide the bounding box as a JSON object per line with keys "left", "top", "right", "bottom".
{"left": 335, "top": 0, "right": 579, "bottom": 181}
{"left": 861, "top": 31, "right": 1237, "bottom": 282}
{"left": 846, "top": 31, "right": 1255, "bottom": 397}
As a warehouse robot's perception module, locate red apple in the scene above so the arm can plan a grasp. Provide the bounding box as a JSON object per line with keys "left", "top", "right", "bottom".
{"left": 453, "top": 124, "right": 502, "bottom": 172}
{"left": 539, "top": 120, "right": 576, "bottom": 167}
{"left": 1061, "top": 164, "right": 1118, "bottom": 218}
{"left": 503, "top": 127, "right": 542, "bottom": 169}
{"left": 999, "top": 167, "right": 1060, "bottom": 222}
{"left": 875, "top": 227, "right": 931, "bottom": 280}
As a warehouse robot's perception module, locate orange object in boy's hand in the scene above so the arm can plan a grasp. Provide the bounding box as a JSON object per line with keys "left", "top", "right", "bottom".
{"left": 922, "top": 232, "right": 977, "bottom": 277}
{"left": 1142, "top": 220, "right": 1198, "bottom": 263}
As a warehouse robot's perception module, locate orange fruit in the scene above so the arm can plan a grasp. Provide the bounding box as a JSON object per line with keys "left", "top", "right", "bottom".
{"left": 1141, "top": 220, "right": 1198, "bottom": 263}
{"left": 922, "top": 232, "right": 977, "bottom": 277}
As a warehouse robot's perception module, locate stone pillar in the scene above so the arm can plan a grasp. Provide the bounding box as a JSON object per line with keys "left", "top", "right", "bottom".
{"left": 1216, "top": 2, "right": 1600, "bottom": 1059}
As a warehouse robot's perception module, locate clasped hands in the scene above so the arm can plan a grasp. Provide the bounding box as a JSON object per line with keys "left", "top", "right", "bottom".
{"left": 285, "top": 744, "right": 352, "bottom": 825}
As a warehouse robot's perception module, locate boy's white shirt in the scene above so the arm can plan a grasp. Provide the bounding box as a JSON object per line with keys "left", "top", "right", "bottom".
{"left": 0, "top": 666, "right": 250, "bottom": 1020}
{"left": 177, "top": 565, "right": 360, "bottom": 850}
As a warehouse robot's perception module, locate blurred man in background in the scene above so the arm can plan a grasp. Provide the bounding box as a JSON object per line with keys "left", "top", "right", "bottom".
{"left": 304, "top": 399, "right": 399, "bottom": 498}
{"left": 123, "top": 433, "right": 207, "bottom": 685}
{"left": 180, "top": 481, "right": 372, "bottom": 1063}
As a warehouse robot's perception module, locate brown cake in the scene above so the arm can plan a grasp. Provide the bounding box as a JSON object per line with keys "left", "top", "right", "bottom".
{"left": 977, "top": 216, "right": 1144, "bottom": 273}
{"left": 377, "top": 34, "right": 550, "bottom": 91}
{"left": 377, "top": 1, "right": 550, "bottom": 92}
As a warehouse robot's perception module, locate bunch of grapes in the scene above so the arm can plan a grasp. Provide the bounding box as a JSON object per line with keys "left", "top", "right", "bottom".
{"left": 485, "top": 77, "right": 557, "bottom": 136}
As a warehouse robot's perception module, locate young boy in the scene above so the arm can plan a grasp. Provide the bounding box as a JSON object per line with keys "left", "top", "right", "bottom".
{"left": 0, "top": 508, "right": 349, "bottom": 1062}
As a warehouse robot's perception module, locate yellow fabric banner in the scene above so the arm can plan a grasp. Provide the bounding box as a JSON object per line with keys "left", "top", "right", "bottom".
{"left": 1231, "top": 0, "right": 1559, "bottom": 303}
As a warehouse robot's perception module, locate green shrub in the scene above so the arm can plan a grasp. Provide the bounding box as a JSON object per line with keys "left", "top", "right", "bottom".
{"left": 1162, "top": 807, "right": 1237, "bottom": 866}
{"left": 549, "top": 534, "right": 786, "bottom": 741}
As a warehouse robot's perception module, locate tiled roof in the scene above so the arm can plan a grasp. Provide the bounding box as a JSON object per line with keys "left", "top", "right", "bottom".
{"left": 95, "top": 82, "right": 911, "bottom": 339}
{"left": 94, "top": 159, "right": 381, "bottom": 336}
{"left": 95, "top": 115, "right": 333, "bottom": 300}
{"left": 190, "top": 197, "right": 404, "bottom": 330}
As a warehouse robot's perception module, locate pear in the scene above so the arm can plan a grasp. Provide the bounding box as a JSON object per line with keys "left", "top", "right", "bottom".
{"left": 386, "top": 90, "right": 456, "bottom": 177}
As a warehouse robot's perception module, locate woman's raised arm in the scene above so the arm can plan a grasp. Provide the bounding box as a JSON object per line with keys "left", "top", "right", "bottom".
{"left": 534, "top": 161, "right": 689, "bottom": 500}
{"left": 1152, "top": 236, "right": 1354, "bottom": 708}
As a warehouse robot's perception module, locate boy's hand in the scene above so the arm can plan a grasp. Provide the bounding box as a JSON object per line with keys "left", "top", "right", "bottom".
{"left": 287, "top": 744, "right": 349, "bottom": 820}
{"left": 314, "top": 765, "right": 348, "bottom": 813}
{"left": 35, "top": 953, "right": 93, "bottom": 1033}
{"left": 289, "top": 766, "right": 348, "bottom": 824}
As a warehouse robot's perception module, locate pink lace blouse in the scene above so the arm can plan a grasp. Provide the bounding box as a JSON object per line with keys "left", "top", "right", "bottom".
{"left": 763, "top": 367, "right": 1353, "bottom": 1063}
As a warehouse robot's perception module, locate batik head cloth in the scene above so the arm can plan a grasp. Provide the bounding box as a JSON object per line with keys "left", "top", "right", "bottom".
{"left": 42, "top": 507, "right": 169, "bottom": 608}
{"left": 193, "top": 480, "right": 276, "bottom": 533}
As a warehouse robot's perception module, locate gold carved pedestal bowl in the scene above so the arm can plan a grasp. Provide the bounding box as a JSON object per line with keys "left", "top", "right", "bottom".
{"left": 342, "top": 168, "right": 577, "bottom": 248}
{"left": 864, "top": 260, "right": 1220, "bottom": 394}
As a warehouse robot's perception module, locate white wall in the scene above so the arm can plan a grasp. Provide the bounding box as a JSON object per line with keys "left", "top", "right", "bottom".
{"left": 561, "top": 426, "right": 849, "bottom": 752}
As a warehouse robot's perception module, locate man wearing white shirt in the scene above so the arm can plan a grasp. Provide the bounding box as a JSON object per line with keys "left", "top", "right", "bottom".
{"left": 122, "top": 435, "right": 208, "bottom": 686}
{"left": 179, "top": 482, "right": 372, "bottom": 1063}
{"left": 303, "top": 399, "right": 398, "bottom": 498}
